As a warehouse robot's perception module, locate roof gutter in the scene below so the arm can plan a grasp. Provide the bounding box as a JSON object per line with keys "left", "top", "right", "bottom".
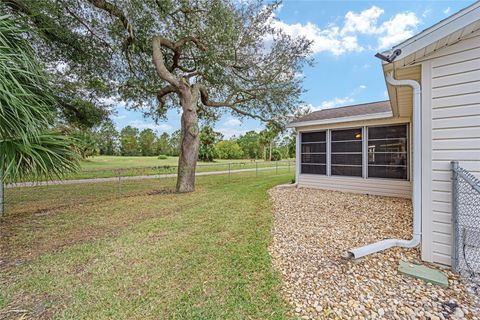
{"left": 346, "top": 72, "right": 421, "bottom": 259}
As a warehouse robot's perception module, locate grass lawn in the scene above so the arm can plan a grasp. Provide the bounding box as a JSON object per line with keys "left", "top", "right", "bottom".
{"left": 1, "top": 170, "right": 293, "bottom": 319}
{"left": 80, "top": 155, "right": 273, "bottom": 170}
{"left": 58, "top": 156, "right": 293, "bottom": 180}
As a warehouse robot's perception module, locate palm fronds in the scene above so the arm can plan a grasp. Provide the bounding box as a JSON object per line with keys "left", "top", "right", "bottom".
{"left": 0, "top": 133, "right": 79, "bottom": 182}
{"left": 0, "top": 12, "right": 80, "bottom": 183}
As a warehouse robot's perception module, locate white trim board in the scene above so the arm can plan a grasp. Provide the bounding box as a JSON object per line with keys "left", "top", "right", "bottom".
{"left": 287, "top": 111, "right": 393, "bottom": 128}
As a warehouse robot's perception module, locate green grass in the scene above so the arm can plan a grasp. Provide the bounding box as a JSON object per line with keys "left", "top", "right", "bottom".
{"left": 1, "top": 170, "right": 293, "bottom": 319}
{"left": 53, "top": 156, "right": 292, "bottom": 180}
{"left": 80, "top": 155, "right": 273, "bottom": 170}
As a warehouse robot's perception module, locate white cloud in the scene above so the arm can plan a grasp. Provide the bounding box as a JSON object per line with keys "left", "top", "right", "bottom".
{"left": 310, "top": 85, "right": 367, "bottom": 111}
{"left": 443, "top": 7, "right": 451, "bottom": 14}
{"left": 128, "top": 120, "right": 173, "bottom": 132}
{"left": 216, "top": 118, "right": 246, "bottom": 139}
{"left": 217, "top": 128, "right": 249, "bottom": 139}
{"left": 376, "top": 12, "right": 420, "bottom": 49}
{"left": 223, "top": 118, "right": 242, "bottom": 127}
{"left": 272, "top": 6, "right": 420, "bottom": 55}
{"left": 294, "top": 72, "right": 304, "bottom": 79}
{"left": 422, "top": 9, "right": 431, "bottom": 18}
{"left": 99, "top": 96, "right": 124, "bottom": 106}
{"left": 272, "top": 19, "right": 363, "bottom": 56}
{"left": 318, "top": 96, "right": 355, "bottom": 109}
{"left": 341, "top": 6, "right": 384, "bottom": 35}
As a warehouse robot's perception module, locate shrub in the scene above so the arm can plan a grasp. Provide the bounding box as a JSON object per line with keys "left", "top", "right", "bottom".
{"left": 215, "top": 140, "right": 244, "bottom": 159}
{"left": 271, "top": 149, "right": 282, "bottom": 161}
{"left": 157, "top": 154, "right": 168, "bottom": 159}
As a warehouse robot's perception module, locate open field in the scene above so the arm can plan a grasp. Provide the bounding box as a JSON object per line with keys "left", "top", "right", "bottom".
{"left": 51, "top": 156, "right": 294, "bottom": 180}
{"left": 80, "top": 155, "right": 269, "bottom": 171}
{"left": 0, "top": 170, "right": 293, "bottom": 319}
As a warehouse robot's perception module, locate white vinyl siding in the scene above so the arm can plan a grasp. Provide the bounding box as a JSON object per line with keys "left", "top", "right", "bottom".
{"left": 421, "top": 29, "right": 480, "bottom": 266}
{"left": 298, "top": 175, "right": 411, "bottom": 198}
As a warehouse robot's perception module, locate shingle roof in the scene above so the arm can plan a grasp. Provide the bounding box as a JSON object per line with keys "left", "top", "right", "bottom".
{"left": 291, "top": 100, "right": 392, "bottom": 125}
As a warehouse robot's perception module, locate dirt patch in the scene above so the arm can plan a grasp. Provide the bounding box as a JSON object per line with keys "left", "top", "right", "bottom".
{"left": 269, "top": 187, "right": 478, "bottom": 319}
{"left": 0, "top": 192, "right": 180, "bottom": 270}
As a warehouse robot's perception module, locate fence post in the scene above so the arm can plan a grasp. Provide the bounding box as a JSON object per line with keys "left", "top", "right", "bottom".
{"left": 117, "top": 169, "right": 121, "bottom": 198}
{"left": 451, "top": 160, "right": 459, "bottom": 272}
{"left": 0, "top": 168, "right": 4, "bottom": 216}
{"left": 288, "top": 160, "right": 290, "bottom": 172}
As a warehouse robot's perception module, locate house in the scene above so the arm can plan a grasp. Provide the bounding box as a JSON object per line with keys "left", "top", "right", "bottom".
{"left": 288, "top": 1, "right": 480, "bottom": 267}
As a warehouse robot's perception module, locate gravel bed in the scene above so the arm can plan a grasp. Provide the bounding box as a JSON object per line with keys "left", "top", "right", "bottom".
{"left": 269, "top": 187, "right": 479, "bottom": 320}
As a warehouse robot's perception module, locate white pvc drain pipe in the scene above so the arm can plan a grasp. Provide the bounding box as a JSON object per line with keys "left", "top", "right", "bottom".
{"left": 347, "top": 72, "right": 422, "bottom": 259}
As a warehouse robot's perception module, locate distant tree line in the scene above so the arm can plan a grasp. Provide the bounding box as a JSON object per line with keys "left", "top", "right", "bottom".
{"left": 74, "top": 122, "right": 295, "bottom": 161}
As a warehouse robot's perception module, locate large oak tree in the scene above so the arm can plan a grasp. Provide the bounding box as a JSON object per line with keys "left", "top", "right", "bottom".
{"left": 4, "top": 0, "right": 311, "bottom": 192}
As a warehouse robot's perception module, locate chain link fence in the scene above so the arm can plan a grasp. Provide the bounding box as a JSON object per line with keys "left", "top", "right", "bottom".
{"left": 2, "top": 160, "right": 294, "bottom": 216}
{"left": 451, "top": 161, "right": 480, "bottom": 292}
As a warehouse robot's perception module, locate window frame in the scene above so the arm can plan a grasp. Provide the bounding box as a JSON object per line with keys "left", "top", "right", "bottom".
{"left": 298, "top": 123, "right": 410, "bottom": 181}
{"left": 366, "top": 123, "right": 409, "bottom": 181}
{"left": 330, "top": 127, "right": 364, "bottom": 178}
{"left": 300, "top": 130, "right": 327, "bottom": 175}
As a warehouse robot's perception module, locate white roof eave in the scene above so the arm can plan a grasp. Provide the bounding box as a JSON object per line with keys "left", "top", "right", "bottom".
{"left": 380, "top": 1, "right": 480, "bottom": 116}
{"left": 381, "top": 1, "right": 480, "bottom": 65}
{"left": 287, "top": 111, "right": 393, "bottom": 128}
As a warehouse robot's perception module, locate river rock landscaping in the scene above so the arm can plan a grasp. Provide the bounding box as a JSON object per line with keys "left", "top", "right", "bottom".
{"left": 269, "top": 186, "right": 479, "bottom": 319}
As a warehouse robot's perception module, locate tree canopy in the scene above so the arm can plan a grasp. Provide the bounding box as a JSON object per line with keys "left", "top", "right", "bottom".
{"left": 120, "top": 126, "right": 139, "bottom": 156}
{"left": 139, "top": 129, "right": 157, "bottom": 156}
{"left": 198, "top": 126, "right": 223, "bottom": 162}
{"left": 4, "top": 0, "right": 311, "bottom": 192}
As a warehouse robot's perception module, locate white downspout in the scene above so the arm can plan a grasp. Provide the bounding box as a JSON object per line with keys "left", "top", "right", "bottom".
{"left": 346, "top": 72, "right": 421, "bottom": 259}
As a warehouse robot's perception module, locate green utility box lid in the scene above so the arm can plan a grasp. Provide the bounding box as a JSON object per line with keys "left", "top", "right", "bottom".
{"left": 398, "top": 260, "right": 449, "bottom": 288}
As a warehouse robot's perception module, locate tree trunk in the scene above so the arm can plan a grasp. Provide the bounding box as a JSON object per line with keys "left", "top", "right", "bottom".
{"left": 176, "top": 85, "right": 200, "bottom": 193}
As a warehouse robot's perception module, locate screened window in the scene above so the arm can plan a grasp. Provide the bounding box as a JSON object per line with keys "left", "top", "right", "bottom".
{"left": 331, "top": 128, "right": 363, "bottom": 177}
{"left": 368, "top": 125, "right": 408, "bottom": 180}
{"left": 301, "top": 131, "right": 326, "bottom": 175}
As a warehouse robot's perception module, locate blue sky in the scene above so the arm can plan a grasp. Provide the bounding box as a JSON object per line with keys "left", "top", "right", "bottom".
{"left": 111, "top": 0, "right": 475, "bottom": 138}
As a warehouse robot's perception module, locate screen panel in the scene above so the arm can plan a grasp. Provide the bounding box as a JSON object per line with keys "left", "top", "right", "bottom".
{"left": 301, "top": 131, "right": 326, "bottom": 175}
{"left": 330, "top": 128, "right": 363, "bottom": 177}
{"left": 368, "top": 125, "right": 408, "bottom": 180}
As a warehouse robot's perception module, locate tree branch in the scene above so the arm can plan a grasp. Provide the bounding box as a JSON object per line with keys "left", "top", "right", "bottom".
{"left": 63, "top": 4, "right": 113, "bottom": 52}
{"left": 153, "top": 35, "right": 206, "bottom": 87}
{"left": 152, "top": 36, "right": 181, "bottom": 87}
{"left": 197, "top": 85, "right": 271, "bottom": 122}
{"left": 166, "top": 36, "right": 206, "bottom": 72}
{"left": 157, "top": 85, "right": 177, "bottom": 101}
{"left": 86, "top": 0, "right": 136, "bottom": 52}
{"left": 86, "top": 0, "right": 130, "bottom": 30}
{"left": 156, "top": 85, "right": 177, "bottom": 110}
{"left": 2, "top": 0, "right": 85, "bottom": 53}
